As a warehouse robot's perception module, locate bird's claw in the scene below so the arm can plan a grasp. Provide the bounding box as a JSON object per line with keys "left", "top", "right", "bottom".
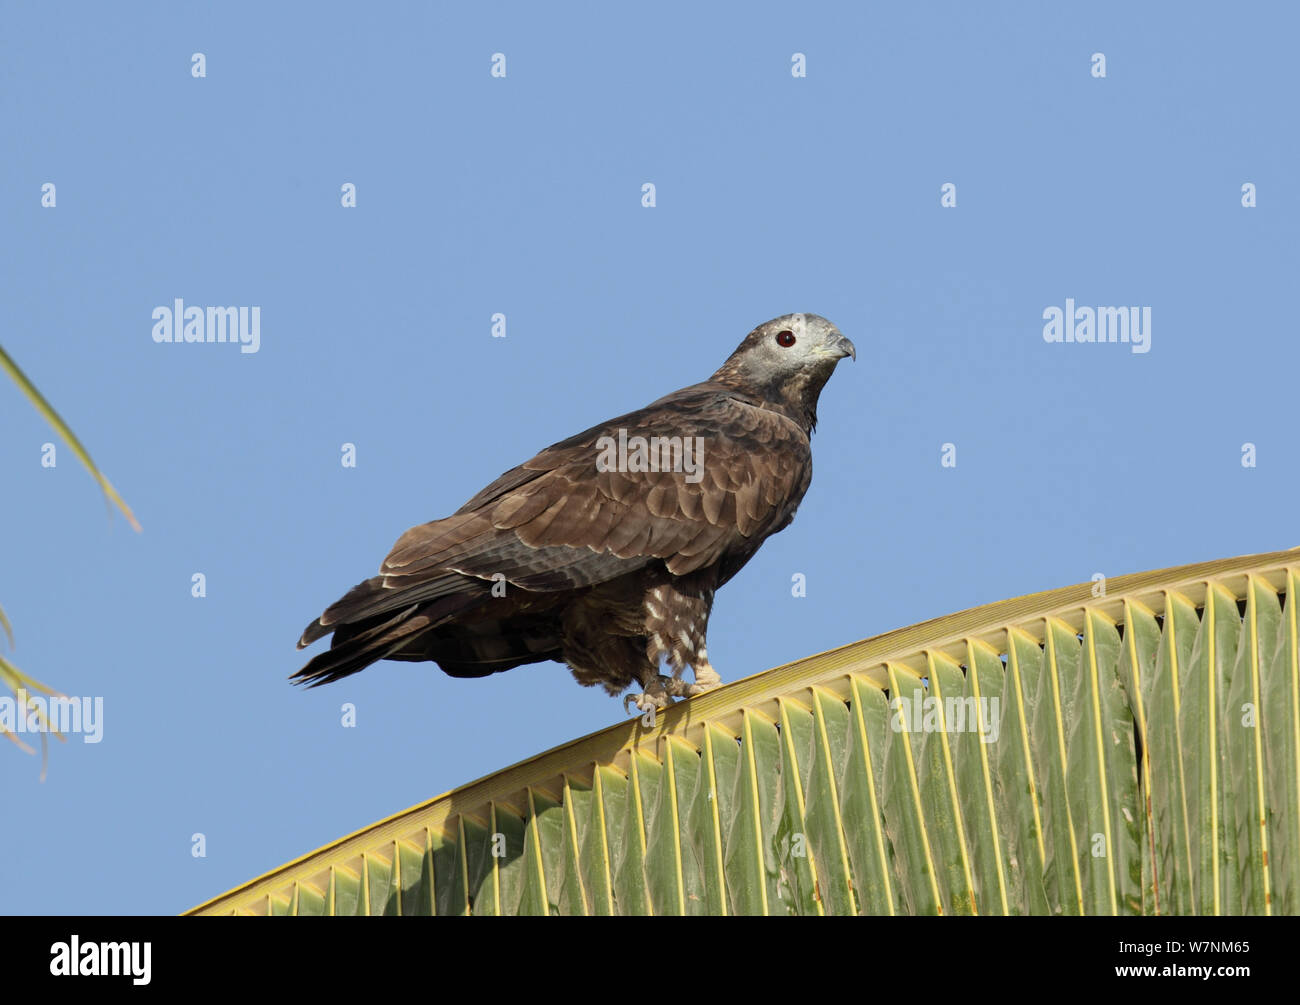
{"left": 627, "top": 666, "right": 722, "bottom": 715}
{"left": 625, "top": 679, "right": 671, "bottom": 717}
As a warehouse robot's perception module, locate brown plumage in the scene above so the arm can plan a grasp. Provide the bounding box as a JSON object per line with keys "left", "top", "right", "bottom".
{"left": 293, "top": 313, "right": 855, "bottom": 711}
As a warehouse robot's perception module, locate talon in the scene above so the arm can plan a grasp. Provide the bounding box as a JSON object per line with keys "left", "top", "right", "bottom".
{"left": 626, "top": 677, "right": 672, "bottom": 716}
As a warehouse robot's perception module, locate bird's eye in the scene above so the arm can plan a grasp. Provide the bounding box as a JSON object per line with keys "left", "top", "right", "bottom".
{"left": 776, "top": 330, "right": 796, "bottom": 347}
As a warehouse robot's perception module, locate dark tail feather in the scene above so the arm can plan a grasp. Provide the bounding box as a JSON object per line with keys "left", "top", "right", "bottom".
{"left": 291, "top": 604, "right": 427, "bottom": 687}
{"left": 298, "top": 577, "right": 387, "bottom": 648}
{"left": 291, "top": 590, "right": 488, "bottom": 687}
{"left": 298, "top": 572, "right": 487, "bottom": 648}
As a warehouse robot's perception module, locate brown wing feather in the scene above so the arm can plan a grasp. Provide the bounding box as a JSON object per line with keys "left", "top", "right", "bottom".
{"left": 371, "top": 383, "right": 810, "bottom": 598}
{"left": 296, "top": 383, "right": 813, "bottom": 682}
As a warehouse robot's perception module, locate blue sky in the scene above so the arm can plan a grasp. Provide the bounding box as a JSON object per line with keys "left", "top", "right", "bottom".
{"left": 1, "top": 2, "right": 1295, "bottom": 914}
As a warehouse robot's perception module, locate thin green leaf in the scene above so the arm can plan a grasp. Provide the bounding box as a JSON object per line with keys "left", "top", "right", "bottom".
{"left": 0, "top": 343, "right": 141, "bottom": 532}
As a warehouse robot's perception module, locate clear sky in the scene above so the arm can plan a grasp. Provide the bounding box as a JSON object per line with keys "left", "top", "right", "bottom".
{"left": 1, "top": 2, "right": 1296, "bottom": 914}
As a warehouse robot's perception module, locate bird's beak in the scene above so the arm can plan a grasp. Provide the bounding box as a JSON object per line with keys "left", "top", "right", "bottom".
{"left": 832, "top": 333, "right": 856, "bottom": 361}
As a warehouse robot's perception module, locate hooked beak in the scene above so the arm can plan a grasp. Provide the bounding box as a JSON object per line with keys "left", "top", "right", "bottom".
{"left": 832, "top": 333, "right": 856, "bottom": 361}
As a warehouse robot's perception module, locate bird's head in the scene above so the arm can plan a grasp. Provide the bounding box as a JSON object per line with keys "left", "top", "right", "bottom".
{"left": 711, "top": 313, "right": 855, "bottom": 432}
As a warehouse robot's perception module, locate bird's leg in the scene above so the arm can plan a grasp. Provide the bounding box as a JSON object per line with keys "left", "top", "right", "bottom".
{"left": 665, "top": 650, "right": 722, "bottom": 698}
{"left": 693, "top": 658, "right": 723, "bottom": 691}
{"left": 642, "top": 577, "right": 718, "bottom": 699}
{"left": 624, "top": 668, "right": 672, "bottom": 716}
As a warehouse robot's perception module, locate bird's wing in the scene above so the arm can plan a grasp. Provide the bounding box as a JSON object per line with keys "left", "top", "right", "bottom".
{"left": 386, "top": 382, "right": 811, "bottom": 586}
{"left": 300, "top": 384, "right": 812, "bottom": 646}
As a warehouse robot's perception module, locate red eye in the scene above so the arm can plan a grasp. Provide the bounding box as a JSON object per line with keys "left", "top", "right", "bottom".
{"left": 776, "top": 330, "right": 796, "bottom": 347}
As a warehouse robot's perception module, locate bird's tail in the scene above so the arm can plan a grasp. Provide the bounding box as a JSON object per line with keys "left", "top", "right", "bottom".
{"left": 290, "top": 608, "right": 421, "bottom": 687}
{"left": 292, "top": 577, "right": 483, "bottom": 687}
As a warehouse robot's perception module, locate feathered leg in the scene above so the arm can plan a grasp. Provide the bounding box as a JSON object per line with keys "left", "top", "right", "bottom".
{"left": 624, "top": 665, "right": 672, "bottom": 714}
{"left": 666, "top": 647, "right": 722, "bottom": 697}
{"left": 643, "top": 576, "right": 723, "bottom": 700}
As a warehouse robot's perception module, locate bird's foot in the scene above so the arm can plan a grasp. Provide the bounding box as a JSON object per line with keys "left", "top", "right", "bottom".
{"left": 666, "top": 663, "right": 722, "bottom": 698}
{"left": 624, "top": 676, "right": 672, "bottom": 716}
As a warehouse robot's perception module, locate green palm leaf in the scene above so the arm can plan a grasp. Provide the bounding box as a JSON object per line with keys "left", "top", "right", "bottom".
{"left": 190, "top": 546, "right": 1300, "bottom": 916}
{"left": 0, "top": 345, "right": 139, "bottom": 531}
{"left": 2, "top": 343, "right": 140, "bottom": 773}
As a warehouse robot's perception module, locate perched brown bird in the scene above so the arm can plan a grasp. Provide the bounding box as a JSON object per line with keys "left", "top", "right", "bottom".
{"left": 294, "top": 313, "right": 855, "bottom": 712}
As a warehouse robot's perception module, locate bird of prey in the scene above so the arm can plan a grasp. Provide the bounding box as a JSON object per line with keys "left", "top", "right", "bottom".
{"left": 294, "top": 313, "right": 855, "bottom": 712}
